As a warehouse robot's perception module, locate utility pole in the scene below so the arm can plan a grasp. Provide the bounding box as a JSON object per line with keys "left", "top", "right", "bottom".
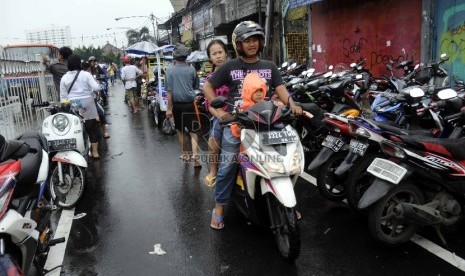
{"left": 150, "top": 13, "right": 159, "bottom": 44}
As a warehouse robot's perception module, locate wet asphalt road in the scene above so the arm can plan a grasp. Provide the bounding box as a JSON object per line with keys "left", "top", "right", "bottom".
{"left": 61, "top": 83, "right": 465, "bottom": 276}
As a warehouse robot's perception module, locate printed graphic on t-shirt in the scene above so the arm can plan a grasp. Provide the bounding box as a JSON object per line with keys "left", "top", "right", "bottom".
{"left": 230, "top": 69, "right": 271, "bottom": 107}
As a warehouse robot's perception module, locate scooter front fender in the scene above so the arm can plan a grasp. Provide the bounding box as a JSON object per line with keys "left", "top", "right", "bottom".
{"left": 52, "top": 151, "right": 88, "bottom": 168}
{"left": 261, "top": 177, "right": 296, "bottom": 208}
{"left": 307, "top": 147, "right": 335, "bottom": 171}
{"left": 358, "top": 178, "right": 394, "bottom": 209}
{"left": 334, "top": 151, "right": 360, "bottom": 175}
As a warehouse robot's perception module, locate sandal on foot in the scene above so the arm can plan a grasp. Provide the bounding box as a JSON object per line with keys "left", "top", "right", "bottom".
{"left": 203, "top": 175, "right": 216, "bottom": 188}
{"left": 210, "top": 208, "right": 224, "bottom": 230}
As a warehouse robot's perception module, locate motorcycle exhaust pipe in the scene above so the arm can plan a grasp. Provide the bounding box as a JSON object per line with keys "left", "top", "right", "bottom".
{"left": 393, "top": 203, "right": 442, "bottom": 226}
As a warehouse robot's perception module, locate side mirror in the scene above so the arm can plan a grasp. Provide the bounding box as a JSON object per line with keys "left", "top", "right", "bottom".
{"left": 323, "top": 71, "right": 333, "bottom": 78}
{"left": 386, "top": 64, "right": 393, "bottom": 71}
{"left": 440, "top": 53, "right": 447, "bottom": 59}
{"left": 437, "top": 88, "right": 457, "bottom": 100}
{"left": 409, "top": 87, "right": 425, "bottom": 98}
{"left": 281, "top": 62, "right": 288, "bottom": 68}
{"left": 350, "top": 63, "right": 357, "bottom": 68}
{"left": 290, "top": 63, "right": 297, "bottom": 69}
{"left": 211, "top": 96, "right": 228, "bottom": 108}
{"left": 328, "top": 65, "right": 334, "bottom": 70}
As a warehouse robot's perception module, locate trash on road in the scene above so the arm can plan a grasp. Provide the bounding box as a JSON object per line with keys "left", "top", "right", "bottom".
{"left": 149, "top": 244, "right": 166, "bottom": 255}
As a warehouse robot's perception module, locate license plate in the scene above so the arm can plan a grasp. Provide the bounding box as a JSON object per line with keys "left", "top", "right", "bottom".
{"left": 367, "top": 158, "right": 407, "bottom": 184}
{"left": 322, "top": 135, "right": 344, "bottom": 152}
{"left": 261, "top": 130, "right": 298, "bottom": 145}
{"left": 48, "top": 138, "right": 77, "bottom": 151}
{"left": 349, "top": 139, "right": 368, "bottom": 156}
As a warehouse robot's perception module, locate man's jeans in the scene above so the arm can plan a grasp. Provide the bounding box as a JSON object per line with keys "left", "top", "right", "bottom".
{"left": 215, "top": 126, "right": 240, "bottom": 205}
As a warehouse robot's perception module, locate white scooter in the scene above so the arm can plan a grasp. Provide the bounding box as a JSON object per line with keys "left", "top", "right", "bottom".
{"left": 33, "top": 101, "right": 88, "bottom": 208}
{"left": 211, "top": 97, "right": 305, "bottom": 261}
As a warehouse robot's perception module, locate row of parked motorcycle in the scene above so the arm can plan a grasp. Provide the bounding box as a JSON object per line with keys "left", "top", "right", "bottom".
{"left": 0, "top": 75, "right": 109, "bottom": 274}
{"left": 137, "top": 53, "right": 465, "bottom": 261}
{"left": 279, "top": 53, "right": 465, "bottom": 247}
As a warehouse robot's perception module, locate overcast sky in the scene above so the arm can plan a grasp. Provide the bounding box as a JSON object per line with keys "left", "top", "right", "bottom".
{"left": 0, "top": 0, "right": 174, "bottom": 48}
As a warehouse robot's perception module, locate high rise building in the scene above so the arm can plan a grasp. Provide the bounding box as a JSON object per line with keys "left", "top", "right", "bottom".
{"left": 26, "top": 25, "right": 72, "bottom": 47}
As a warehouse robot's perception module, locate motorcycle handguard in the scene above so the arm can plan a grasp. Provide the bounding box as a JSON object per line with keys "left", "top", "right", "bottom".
{"left": 357, "top": 178, "right": 394, "bottom": 209}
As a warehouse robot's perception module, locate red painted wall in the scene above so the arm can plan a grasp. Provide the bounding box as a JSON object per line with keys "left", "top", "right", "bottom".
{"left": 310, "top": 0, "right": 422, "bottom": 76}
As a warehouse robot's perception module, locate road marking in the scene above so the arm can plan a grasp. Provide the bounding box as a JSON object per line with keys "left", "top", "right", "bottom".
{"left": 300, "top": 171, "right": 465, "bottom": 272}
{"left": 44, "top": 208, "right": 75, "bottom": 275}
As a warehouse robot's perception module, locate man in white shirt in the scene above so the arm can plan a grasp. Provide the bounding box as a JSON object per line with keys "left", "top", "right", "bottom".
{"left": 121, "top": 56, "right": 142, "bottom": 113}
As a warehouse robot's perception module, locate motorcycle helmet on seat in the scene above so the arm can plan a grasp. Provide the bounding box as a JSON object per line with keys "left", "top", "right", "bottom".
{"left": 232, "top": 21, "right": 265, "bottom": 57}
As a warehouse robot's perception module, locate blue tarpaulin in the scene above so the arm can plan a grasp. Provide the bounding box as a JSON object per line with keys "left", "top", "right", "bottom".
{"left": 289, "top": 0, "right": 324, "bottom": 9}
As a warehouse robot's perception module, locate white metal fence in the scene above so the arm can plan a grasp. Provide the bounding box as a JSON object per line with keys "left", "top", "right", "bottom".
{"left": 0, "top": 53, "right": 59, "bottom": 140}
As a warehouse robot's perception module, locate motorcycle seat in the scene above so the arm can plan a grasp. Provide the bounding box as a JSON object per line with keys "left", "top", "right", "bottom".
{"left": 371, "top": 120, "right": 433, "bottom": 137}
{"left": 14, "top": 132, "right": 48, "bottom": 198}
{"left": 399, "top": 135, "right": 465, "bottom": 160}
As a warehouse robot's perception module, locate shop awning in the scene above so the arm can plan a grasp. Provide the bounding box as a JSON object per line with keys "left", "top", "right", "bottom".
{"left": 289, "top": 0, "right": 324, "bottom": 9}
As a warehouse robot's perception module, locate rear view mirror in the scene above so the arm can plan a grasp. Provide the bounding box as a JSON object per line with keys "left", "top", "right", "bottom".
{"left": 281, "top": 62, "right": 288, "bottom": 68}
{"left": 350, "top": 63, "right": 356, "bottom": 68}
{"left": 437, "top": 88, "right": 457, "bottom": 100}
{"left": 409, "top": 87, "right": 425, "bottom": 98}
{"left": 328, "top": 65, "right": 334, "bottom": 70}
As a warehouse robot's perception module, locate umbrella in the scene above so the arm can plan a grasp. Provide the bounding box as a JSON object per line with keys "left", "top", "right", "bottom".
{"left": 186, "top": 50, "right": 208, "bottom": 63}
{"left": 126, "top": 41, "right": 158, "bottom": 55}
{"left": 155, "top": 44, "right": 175, "bottom": 53}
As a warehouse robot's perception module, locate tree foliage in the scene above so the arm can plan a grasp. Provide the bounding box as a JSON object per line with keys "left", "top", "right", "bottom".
{"left": 126, "top": 27, "right": 154, "bottom": 46}
{"left": 73, "top": 45, "right": 121, "bottom": 65}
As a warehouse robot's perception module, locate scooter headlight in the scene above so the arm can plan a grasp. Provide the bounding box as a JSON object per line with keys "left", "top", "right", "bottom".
{"left": 264, "top": 160, "right": 285, "bottom": 174}
{"left": 52, "top": 114, "right": 69, "bottom": 132}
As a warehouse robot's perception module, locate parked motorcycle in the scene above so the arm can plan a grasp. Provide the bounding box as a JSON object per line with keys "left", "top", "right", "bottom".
{"left": 344, "top": 88, "right": 464, "bottom": 214}
{"left": 357, "top": 108, "right": 465, "bottom": 245}
{"left": 33, "top": 101, "right": 88, "bottom": 209}
{"left": 0, "top": 132, "right": 64, "bottom": 275}
{"left": 211, "top": 96, "right": 304, "bottom": 261}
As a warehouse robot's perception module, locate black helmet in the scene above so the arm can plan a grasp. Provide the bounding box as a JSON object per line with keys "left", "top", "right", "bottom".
{"left": 88, "top": 56, "right": 97, "bottom": 62}
{"left": 233, "top": 21, "right": 265, "bottom": 43}
{"left": 232, "top": 21, "right": 265, "bottom": 57}
{"left": 173, "top": 43, "right": 191, "bottom": 61}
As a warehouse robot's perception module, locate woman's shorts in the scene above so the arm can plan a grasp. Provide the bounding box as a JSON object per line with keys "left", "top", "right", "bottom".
{"left": 172, "top": 102, "right": 199, "bottom": 132}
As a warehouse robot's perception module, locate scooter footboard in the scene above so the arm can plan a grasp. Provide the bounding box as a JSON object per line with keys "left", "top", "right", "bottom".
{"left": 261, "top": 177, "right": 296, "bottom": 208}
{"left": 52, "top": 151, "right": 88, "bottom": 168}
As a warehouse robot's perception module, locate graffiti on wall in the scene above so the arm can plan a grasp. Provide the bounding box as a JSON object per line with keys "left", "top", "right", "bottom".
{"left": 436, "top": 2, "right": 465, "bottom": 81}
{"left": 342, "top": 38, "right": 368, "bottom": 59}
{"left": 440, "top": 20, "right": 465, "bottom": 63}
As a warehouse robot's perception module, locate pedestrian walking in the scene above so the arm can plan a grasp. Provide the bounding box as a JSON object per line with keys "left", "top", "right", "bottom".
{"left": 121, "top": 56, "right": 142, "bottom": 113}
{"left": 165, "top": 43, "right": 201, "bottom": 167}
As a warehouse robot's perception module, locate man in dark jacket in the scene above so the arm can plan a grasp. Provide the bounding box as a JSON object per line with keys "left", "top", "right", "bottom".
{"left": 42, "top": 46, "right": 73, "bottom": 92}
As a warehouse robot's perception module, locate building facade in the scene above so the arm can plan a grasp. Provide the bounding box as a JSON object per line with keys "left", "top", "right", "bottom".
{"left": 26, "top": 25, "right": 72, "bottom": 48}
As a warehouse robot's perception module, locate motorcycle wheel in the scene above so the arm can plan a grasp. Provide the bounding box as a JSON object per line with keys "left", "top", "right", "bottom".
{"left": 368, "top": 183, "right": 424, "bottom": 245}
{"left": 345, "top": 153, "right": 382, "bottom": 214}
{"left": 316, "top": 151, "right": 348, "bottom": 201}
{"left": 267, "top": 195, "right": 300, "bottom": 261}
{"left": 49, "top": 163, "right": 86, "bottom": 209}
